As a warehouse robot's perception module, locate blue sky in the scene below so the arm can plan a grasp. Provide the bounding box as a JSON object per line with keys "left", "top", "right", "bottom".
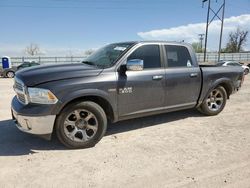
{"left": 0, "top": 0, "right": 249, "bottom": 56}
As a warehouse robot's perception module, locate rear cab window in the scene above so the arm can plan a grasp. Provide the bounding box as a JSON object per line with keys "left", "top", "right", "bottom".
{"left": 164, "top": 45, "right": 193, "bottom": 68}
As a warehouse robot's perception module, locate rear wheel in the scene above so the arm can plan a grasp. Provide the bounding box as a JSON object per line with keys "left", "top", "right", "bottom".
{"left": 55, "top": 101, "right": 107, "bottom": 149}
{"left": 6, "top": 71, "right": 15, "bottom": 78}
{"left": 198, "top": 86, "right": 227, "bottom": 116}
{"left": 244, "top": 69, "right": 249, "bottom": 75}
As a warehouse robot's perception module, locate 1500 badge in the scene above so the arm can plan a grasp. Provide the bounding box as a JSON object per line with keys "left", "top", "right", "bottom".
{"left": 119, "top": 87, "right": 133, "bottom": 94}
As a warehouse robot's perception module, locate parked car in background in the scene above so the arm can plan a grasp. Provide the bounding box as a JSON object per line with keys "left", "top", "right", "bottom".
{"left": 217, "top": 61, "right": 249, "bottom": 75}
{"left": 17, "top": 62, "right": 40, "bottom": 70}
{"left": 0, "top": 66, "right": 17, "bottom": 78}
{"left": 0, "top": 61, "right": 40, "bottom": 78}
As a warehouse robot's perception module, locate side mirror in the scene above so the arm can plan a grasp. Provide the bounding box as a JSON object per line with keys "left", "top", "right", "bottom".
{"left": 126, "top": 59, "right": 144, "bottom": 71}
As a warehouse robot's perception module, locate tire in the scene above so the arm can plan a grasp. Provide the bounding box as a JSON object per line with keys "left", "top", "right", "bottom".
{"left": 6, "top": 71, "right": 15, "bottom": 78}
{"left": 244, "top": 69, "right": 249, "bottom": 75}
{"left": 55, "top": 101, "right": 107, "bottom": 149}
{"left": 198, "top": 86, "right": 227, "bottom": 116}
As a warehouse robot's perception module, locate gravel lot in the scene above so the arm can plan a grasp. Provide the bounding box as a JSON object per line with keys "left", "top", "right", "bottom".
{"left": 0, "top": 76, "right": 250, "bottom": 188}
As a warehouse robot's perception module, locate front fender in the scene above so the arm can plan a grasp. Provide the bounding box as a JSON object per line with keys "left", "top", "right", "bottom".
{"left": 56, "top": 88, "right": 117, "bottom": 119}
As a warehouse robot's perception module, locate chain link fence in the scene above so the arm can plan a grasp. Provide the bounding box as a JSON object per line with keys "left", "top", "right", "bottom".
{"left": 9, "top": 56, "right": 87, "bottom": 66}
{"left": 2, "top": 52, "right": 250, "bottom": 66}
{"left": 196, "top": 52, "right": 250, "bottom": 63}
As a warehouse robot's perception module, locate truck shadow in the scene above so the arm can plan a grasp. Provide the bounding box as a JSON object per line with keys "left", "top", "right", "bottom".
{"left": 107, "top": 109, "right": 202, "bottom": 136}
{"left": 0, "top": 119, "right": 65, "bottom": 156}
{"left": 0, "top": 109, "right": 202, "bottom": 156}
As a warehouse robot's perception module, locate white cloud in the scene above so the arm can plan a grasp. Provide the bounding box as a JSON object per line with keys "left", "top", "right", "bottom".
{"left": 138, "top": 14, "right": 250, "bottom": 51}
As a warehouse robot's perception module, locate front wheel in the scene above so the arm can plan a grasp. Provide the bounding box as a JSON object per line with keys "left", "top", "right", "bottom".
{"left": 55, "top": 101, "right": 107, "bottom": 149}
{"left": 198, "top": 86, "right": 227, "bottom": 116}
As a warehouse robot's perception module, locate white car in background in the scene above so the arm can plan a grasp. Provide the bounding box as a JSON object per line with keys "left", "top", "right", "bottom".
{"left": 217, "top": 61, "right": 249, "bottom": 75}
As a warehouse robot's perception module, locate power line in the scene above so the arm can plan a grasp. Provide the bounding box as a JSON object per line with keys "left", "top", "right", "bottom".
{"left": 0, "top": 0, "right": 178, "bottom": 9}
{"left": 0, "top": 2, "right": 177, "bottom": 10}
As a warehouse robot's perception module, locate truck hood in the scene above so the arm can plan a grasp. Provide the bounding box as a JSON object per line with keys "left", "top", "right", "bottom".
{"left": 15, "top": 63, "right": 103, "bottom": 86}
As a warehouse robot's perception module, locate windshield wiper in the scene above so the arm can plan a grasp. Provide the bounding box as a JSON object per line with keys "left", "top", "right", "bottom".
{"left": 82, "top": 61, "right": 108, "bottom": 69}
{"left": 82, "top": 61, "right": 96, "bottom": 66}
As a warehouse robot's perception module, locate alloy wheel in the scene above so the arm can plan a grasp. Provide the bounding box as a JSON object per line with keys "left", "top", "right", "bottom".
{"left": 206, "top": 89, "right": 225, "bottom": 112}
{"left": 63, "top": 109, "right": 98, "bottom": 142}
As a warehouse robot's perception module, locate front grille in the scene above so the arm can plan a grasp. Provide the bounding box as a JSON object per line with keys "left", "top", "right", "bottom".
{"left": 14, "top": 78, "right": 28, "bottom": 104}
{"left": 15, "top": 81, "right": 23, "bottom": 92}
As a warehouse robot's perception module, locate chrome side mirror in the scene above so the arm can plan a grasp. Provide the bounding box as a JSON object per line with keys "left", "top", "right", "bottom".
{"left": 126, "top": 59, "right": 144, "bottom": 71}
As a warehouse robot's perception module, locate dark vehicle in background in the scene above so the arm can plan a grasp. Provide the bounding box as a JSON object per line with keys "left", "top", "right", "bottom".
{"left": 217, "top": 60, "right": 249, "bottom": 75}
{"left": 17, "top": 62, "right": 40, "bottom": 70}
{"left": 0, "top": 61, "right": 40, "bottom": 78}
{"left": 11, "top": 41, "right": 244, "bottom": 149}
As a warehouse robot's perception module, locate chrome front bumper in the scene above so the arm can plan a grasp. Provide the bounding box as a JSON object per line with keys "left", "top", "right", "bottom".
{"left": 12, "top": 109, "right": 56, "bottom": 139}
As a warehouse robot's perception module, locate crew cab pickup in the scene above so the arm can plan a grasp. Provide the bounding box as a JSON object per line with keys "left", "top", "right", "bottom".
{"left": 11, "top": 41, "right": 244, "bottom": 148}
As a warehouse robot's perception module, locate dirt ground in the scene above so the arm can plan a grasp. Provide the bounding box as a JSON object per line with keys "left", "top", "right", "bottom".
{"left": 0, "top": 76, "right": 250, "bottom": 188}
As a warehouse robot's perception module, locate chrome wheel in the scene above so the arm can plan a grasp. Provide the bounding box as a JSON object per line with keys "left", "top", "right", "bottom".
{"left": 63, "top": 109, "right": 98, "bottom": 142}
{"left": 7, "top": 71, "right": 15, "bottom": 78}
{"left": 206, "top": 89, "right": 224, "bottom": 112}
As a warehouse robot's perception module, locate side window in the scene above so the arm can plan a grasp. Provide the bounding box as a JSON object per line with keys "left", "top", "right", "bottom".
{"left": 128, "top": 45, "right": 161, "bottom": 69}
{"left": 233, "top": 63, "right": 240, "bottom": 66}
{"left": 165, "top": 45, "right": 193, "bottom": 68}
{"left": 22, "top": 64, "right": 29, "bottom": 68}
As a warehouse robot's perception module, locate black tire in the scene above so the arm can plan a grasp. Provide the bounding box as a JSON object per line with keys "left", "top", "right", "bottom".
{"left": 244, "top": 69, "right": 249, "bottom": 75}
{"left": 6, "top": 71, "right": 15, "bottom": 78}
{"left": 198, "top": 86, "right": 227, "bottom": 116}
{"left": 55, "top": 101, "right": 107, "bottom": 149}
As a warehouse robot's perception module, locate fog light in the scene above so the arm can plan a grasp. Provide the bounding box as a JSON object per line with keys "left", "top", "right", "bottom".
{"left": 24, "top": 119, "right": 32, "bottom": 130}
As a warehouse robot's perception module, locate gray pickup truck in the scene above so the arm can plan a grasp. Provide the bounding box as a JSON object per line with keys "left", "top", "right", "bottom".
{"left": 11, "top": 41, "right": 244, "bottom": 148}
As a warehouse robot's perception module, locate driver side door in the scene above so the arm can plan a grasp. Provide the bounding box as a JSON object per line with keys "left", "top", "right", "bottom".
{"left": 117, "top": 44, "right": 166, "bottom": 118}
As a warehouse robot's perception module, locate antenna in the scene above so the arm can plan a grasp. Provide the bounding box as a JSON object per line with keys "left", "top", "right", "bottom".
{"left": 202, "top": 0, "right": 226, "bottom": 62}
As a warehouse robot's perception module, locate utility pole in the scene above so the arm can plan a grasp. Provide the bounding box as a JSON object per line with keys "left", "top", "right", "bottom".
{"left": 218, "top": 0, "right": 226, "bottom": 61}
{"left": 198, "top": 34, "right": 205, "bottom": 52}
{"left": 203, "top": 0, "right": 210, "bottom": 62}
{"left": 202, "top": 0, "right": 226, "bottom": 62}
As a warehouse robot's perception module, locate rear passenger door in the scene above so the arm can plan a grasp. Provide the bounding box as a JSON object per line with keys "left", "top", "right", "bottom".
{"left": 164, "top": 45, "right": 202, "bottom": 108}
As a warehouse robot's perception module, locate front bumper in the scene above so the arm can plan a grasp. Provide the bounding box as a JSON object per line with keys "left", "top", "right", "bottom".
{"left": 11, "top": 96, "right": 56, "bottom": 140}
{"left": 12, "top": 109, "right": 55, "bottom": 139}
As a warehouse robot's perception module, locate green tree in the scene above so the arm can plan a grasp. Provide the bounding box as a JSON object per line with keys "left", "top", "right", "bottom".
{"left": 191, "top": 42, "right": 203, "bottom": 53}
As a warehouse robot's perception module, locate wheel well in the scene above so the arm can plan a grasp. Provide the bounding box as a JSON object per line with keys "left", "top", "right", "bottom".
{"left": 62, "top": 96, "right": 115, "bottom": 122}
{"left": 218, "top": 83, "right": 232, "bottom": 99}
{"left": 6, "top": 70, "right": 14, "bottom": 74}
{"left": 6, "top": 70, "right": 14, "bottom": 73}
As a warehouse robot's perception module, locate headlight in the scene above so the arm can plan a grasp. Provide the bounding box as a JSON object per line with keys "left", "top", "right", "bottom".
{"left": 28, "top": 87, "right": 58, "bottom": 104}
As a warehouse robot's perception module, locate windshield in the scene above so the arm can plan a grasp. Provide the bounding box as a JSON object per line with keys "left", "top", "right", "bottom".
{"left": 83, "top": 42, "right": 135, "bottom": 68}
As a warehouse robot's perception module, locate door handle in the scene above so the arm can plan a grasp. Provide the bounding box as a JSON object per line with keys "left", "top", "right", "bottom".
{"left": 152, "top": 75, "right": 163, "bottom": 80}
{"left": 190, "top": 73, "right": 198, "bottom": 78}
